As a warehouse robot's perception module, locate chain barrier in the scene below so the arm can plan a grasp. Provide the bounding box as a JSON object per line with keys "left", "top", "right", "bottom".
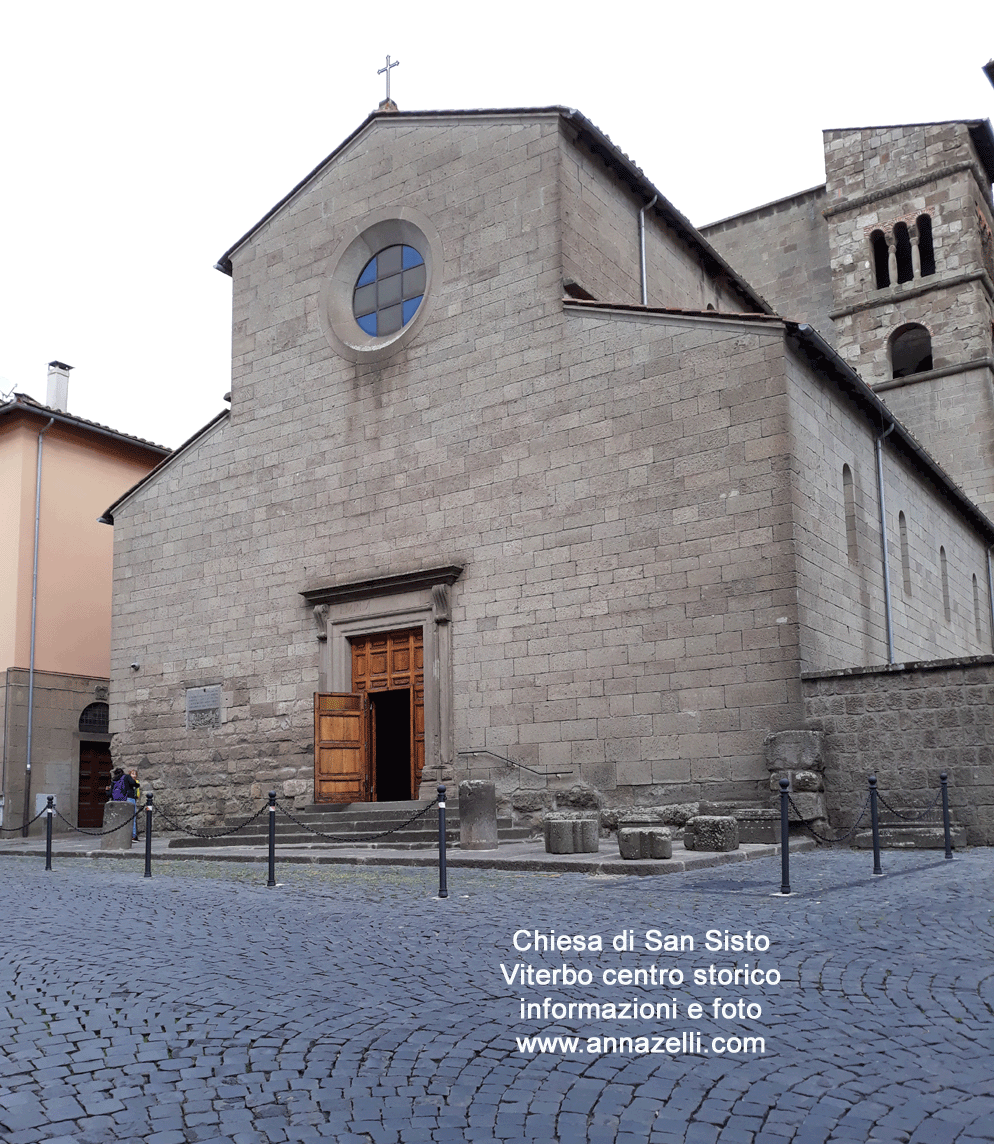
{"left": 0, "top": 806, "right": 48, "bottom": 834}
{"left": 152, "top": 800, "right": 270, "bottom": 839}
{"left": 788, "top": 792, "right": 871, "bottom": 845}
{"left": 876, "top": 786, "right": 944, "bottom": 822}
{"left": 274, "top": 797, "right": 440, "bottom": 843}
{"left": 52, "top": 806, "right": 138, "bottom": 838}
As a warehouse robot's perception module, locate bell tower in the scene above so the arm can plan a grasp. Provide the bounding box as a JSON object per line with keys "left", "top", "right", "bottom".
{"left": 823, "top": 117, "right": 994, "bottom": 508}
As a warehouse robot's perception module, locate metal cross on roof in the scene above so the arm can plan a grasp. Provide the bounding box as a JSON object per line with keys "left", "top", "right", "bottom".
{"left": 378, "top": 55, "right": 399, "bottom": 102}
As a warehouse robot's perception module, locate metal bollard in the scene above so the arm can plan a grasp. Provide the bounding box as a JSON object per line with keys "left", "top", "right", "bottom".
{"left": 869, "top": 776, "right": 883, "bottom": 875}
{"left": 779, "top": 778, "right": 791, "bottom": 895}
{"left": 144, "top": 793, "right": 154, "bottom": 878}
{"left": 437, "top": 784, "right": 448, "bottom": 899}
{"left": 45, "top": 796, "right": 54, "bottom": 871}
{"left": 267, "top": 791, "right": 277, "bottom": 888}
{"left": 940, "top": 772, "right": 953, "bottom": 860}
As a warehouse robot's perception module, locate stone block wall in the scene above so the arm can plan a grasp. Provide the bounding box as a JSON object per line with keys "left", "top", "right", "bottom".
{"left": 802, "top": 656, "right": 994, "bottom": 845}
{"left": 785, "top": 349, "right": 994, "bottom": 671}
{"left": 558, "top": 121, "right": 750, "bottom": 314}
{"left": 701, "top": 186, "right": 834, "bottom": 339}
{"left": 0, "top": 669, "right": 110, "bottom": 833}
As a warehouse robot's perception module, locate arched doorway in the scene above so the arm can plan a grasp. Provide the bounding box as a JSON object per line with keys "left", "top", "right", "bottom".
{"left": 77, "top": 702, "right": 111, "bottom": 827}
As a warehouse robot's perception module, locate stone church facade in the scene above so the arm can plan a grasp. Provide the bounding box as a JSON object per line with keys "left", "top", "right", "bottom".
{"left": 104, "top": 105, "right": 994, "bottom": 841}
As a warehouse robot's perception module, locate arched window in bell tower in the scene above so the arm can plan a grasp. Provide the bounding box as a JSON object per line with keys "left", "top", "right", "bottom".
{"left": 891, "top": 324, "right": 933, "bottom": 379}
{"left": 894, "top": 222, "right": 914, "bottom": 284}
{"left": 870, "top": 230, "right": 890, "bottom": 288}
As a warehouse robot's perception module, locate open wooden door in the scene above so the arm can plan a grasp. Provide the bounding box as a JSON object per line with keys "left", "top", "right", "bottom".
{"left": 350, "top": 628, "right": 425, "bottom": 798}
{"left": 314, "top": 692, "right": 369, "bottom": 803}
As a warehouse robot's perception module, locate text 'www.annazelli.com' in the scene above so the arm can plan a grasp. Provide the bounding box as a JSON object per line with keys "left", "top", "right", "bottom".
{"left": 515, "top": 1032, "right": 765, "bottom": 1056}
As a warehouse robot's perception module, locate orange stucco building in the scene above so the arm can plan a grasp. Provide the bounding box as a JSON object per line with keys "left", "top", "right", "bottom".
{"left": 0, "top": 366, "right": 168, "bottom": 833}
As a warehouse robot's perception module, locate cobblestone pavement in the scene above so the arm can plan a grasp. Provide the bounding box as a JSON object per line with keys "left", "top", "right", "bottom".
{"left": 0, "top": 849, "right": 991, "bottom": 1144}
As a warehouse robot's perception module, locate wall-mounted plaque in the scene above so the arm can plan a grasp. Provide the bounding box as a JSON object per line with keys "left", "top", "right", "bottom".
{"left": 186, "top": 685, "right": 222, "bottom": 730}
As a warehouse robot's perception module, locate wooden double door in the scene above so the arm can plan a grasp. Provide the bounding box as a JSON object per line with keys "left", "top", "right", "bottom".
{"left": 314, "top": 627, "right": 425, "bottom": 803}
{"left": 78, "top": 742, "right": 112, "bottom": 827}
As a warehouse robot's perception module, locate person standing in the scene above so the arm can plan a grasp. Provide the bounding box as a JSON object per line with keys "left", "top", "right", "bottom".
{"left": 110, "top": 767, "right": 139, "bottom": 840}
{"left": 129, "top": 769, "right": 141, "bottom": 841}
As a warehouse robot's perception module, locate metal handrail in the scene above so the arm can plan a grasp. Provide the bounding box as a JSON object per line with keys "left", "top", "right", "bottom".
{"left": 456, "top": 748, "right": 573, "bottom": 778}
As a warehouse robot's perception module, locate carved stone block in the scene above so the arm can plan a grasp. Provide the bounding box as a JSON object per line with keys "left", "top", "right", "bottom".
{"left": 684, "top": 815, "right": 739, "bottom": 852}
{"left": 618, "top": 827, "right": 673, "bottom": 860}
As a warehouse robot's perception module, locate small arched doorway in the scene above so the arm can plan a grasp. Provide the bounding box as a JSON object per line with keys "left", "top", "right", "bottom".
{"left": 77, "top": 702, "right": 111, "bottom": 827}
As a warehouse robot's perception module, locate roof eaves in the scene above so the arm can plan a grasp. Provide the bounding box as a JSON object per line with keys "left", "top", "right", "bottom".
{"left": 560, "top": 109, "right": 772, "bottom": 315}
{"left": 785, "top": 322, "right": 994, "bottom": 544}
{"left": 563, "top": 298, "right": 782, "bottom": 324}
{"left": 0, "top": 393, "right": 171, "bottom": 454}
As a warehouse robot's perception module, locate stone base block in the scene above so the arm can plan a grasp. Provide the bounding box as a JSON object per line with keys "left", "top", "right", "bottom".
{"left": 733, "top": 808, "right": 781, "bottom": 844}
{"left": 765, "top": 730, "right": 825, "bottom": 773}
{"left": 618, "top": 827, "right": 672, "bottom": 860}
{"left": 544, "top": 812, "right": 599, "bottom": 854}
{"left": 101, "top": 801, "right": 135, "bottom": 850}
{"left": 786, "top": 792, "right": 827, "bottom": 822}
{"left": 459, "top": 780, "right": 498, "bottom": 850}
{"left": 684, "top": 815, "right": 739, "bottom": 852}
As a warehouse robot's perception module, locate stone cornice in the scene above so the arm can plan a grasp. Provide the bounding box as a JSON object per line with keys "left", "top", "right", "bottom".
{"left": 301, "top": 565, "right": 464, "bottom": 607}
{"left": 872, "top": 356, "right": 994, "bottom": 393}
{"left": 829, "top": 269, "right": 994, "bottom": 320}
{"left": 822, "top": 160, "right": 991, "bottom": 219}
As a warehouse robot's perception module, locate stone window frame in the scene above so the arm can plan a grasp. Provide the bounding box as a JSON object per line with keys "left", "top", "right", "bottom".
{"left": 319, "top": 206, "right": 443, "bottom": 364}
{"left": 867, "top": 214, "right": 936, "bottom": 290}
{"left": 302, "top": 566, "right": 462, "bottom": 793}
{"left": 890, "top": 322, "right": 934, "bottom": 379}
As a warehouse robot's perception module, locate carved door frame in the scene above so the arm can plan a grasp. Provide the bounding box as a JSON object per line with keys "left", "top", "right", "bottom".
{"left": 305, "top": 567, "right": 461, "bottom": 799}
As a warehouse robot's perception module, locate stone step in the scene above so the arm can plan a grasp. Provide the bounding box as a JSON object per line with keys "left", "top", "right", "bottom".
{"left": 854, "top": 824, "right": 967, "bottom": 850}
{"left": 164, "top": 799, "right": 530, "bottom": 849}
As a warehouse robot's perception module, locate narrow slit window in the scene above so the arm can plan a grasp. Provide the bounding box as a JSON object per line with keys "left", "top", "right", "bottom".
{"left": 974, "top": 574, "right": 982, "bottom": 643}
{"left": 843, "top": 465, "right": 859, "bottom": 565}
{"left": 899, "top": 512, "right": 911, "bottom": 596}
{"left": 940, "top": 546, "right": 951, "bottom": 623}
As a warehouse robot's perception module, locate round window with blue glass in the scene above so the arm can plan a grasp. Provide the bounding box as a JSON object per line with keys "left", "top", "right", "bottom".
{"left": 352, "top": 244, "right": 426, "bottom": 337}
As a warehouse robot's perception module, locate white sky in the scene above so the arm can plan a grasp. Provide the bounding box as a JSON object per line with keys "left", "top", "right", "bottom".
{"left": 2, "top": 1, "right": 991, "bottom": 448}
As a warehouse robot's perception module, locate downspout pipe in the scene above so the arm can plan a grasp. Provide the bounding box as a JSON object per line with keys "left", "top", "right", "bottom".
{"left": 639, "top": 195, "right": 657, "bottom": 306}
{"left": 874, "top": 423, "right": 896, "bottom": 665}
{"left": 23, "top": 417, "right": 55, "bottom": 835}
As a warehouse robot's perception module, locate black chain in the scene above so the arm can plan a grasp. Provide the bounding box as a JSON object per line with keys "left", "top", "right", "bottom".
{"left": 274, "top": 797, "right": 440, "bottom": 843}
{"left": 788, "top": 793, "right": 870, "bottom": 844}
{"left": 153, "top": 800, "right": 271, "bottom": 839}
{"left": 876, "top": 786, "right": 944, "bottom": 822}
{"left": 0, "top": 806, "right": 49, "bottom": 834}
{"left": 53, "top": 806, "right": 138, "bottom": 837}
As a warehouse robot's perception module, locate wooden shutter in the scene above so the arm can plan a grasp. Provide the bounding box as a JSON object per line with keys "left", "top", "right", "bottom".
{"left": 314, "top": 692, "right": 369, "bottom": 803}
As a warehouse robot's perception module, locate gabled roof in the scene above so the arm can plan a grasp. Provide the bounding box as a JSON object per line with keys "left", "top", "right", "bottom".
{"left": 99, "top": 409, "right": 228, "bottom": 525}
{"left": 0, "top": 392, "right": 170, "bottom": 456}
{"left": 214, "top": 106, "right": 771, "bottom": 315}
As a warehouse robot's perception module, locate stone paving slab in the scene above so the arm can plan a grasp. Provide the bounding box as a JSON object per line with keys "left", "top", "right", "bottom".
{"left": 0, "top": 849, "right": 990, "bottom": 1143}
